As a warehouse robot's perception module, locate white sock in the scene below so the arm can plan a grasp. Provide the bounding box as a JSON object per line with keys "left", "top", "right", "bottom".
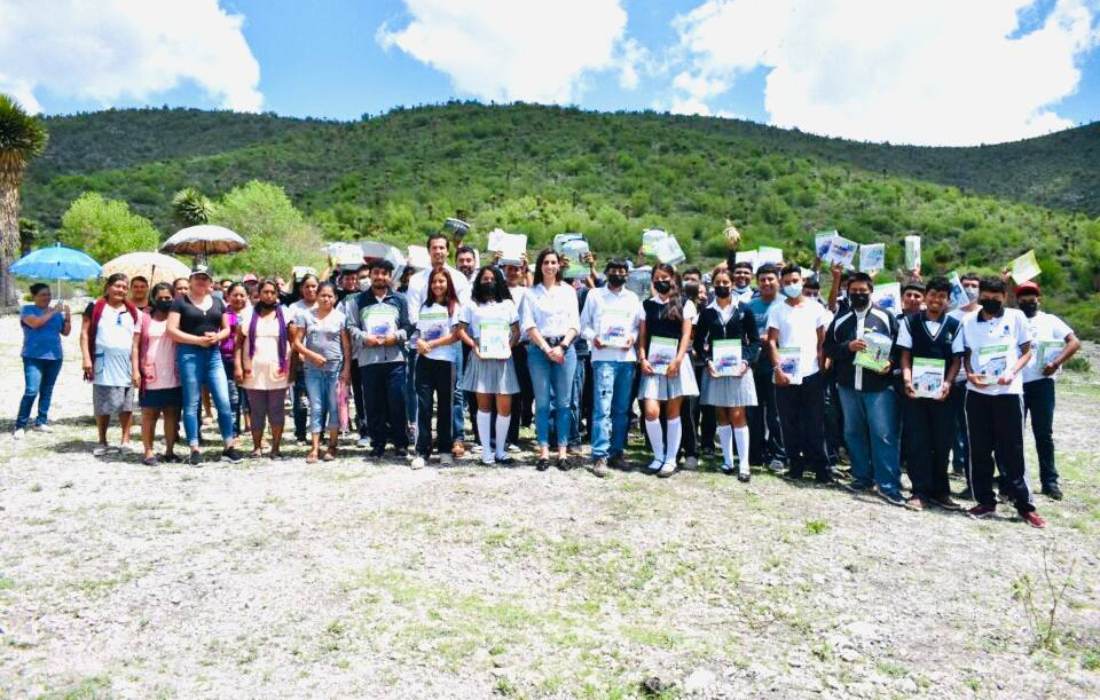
{"left": 495, "top": 414, "right": 510, "bottom": 459}
{"left": 734, "top": 426, "right": 750, "bottom": 475}
{"left": 717, "top": 424, "right": 734, "bottom": 470}
{"left": 477, "top": 411, "right": 493, "bottom": 462}
{"left": 665, "top": 418, "right": 682, "bottom": 466}
{"left": 645, "top": 418, "right": 665, "bottom": 461}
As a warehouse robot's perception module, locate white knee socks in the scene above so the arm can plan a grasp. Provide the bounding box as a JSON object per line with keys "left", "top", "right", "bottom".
{"left": 734, "top": 426, "right": 750, "bottom": 475}
{"left": 477, "top": 411, "right": 493, "bottom": 462}
{"left": 665, "top": 418, "right": 682, "bottom": 466}
{"left": 717, "top": 424, "right": 734, "bottom": 470}
{"left": 645, "top": 418, "right": 665, "bottom": 468}
{"left": 495, "top": 414, "right": 510, "bottom": 459}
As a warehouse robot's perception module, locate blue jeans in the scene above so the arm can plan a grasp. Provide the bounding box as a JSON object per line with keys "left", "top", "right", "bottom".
{"left": 17, "top": 357, "right": 63, "bottom": 429}
{"left": 304, "top": 366, "right": 340, "bottom": 433}
{"left": 177, "top": 345, "right": 234, "bottom": 447}
{"left": 452, "top": 345, "right": 466, "bottom": 442}
{"left": 591, "top": 360, "right": 636, "bottom": 460}
{"left": 569, "top": 356, "right": 589, "bottom": 446}
{"left": 528, "top": 344, "right": 577, "bottom": 448}
{"left": 838, "top": 385, "right": 902, "bottom": 498}
{"left": 291, "top": 367, "right": 309, "bottom": 441}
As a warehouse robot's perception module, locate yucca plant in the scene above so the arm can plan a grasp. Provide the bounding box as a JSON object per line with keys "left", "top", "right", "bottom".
{"left": 171, "top": 186, "right": 215, "bottom": 228}
{"left": 0, "top": 94, "right": 48, "bottom": 305}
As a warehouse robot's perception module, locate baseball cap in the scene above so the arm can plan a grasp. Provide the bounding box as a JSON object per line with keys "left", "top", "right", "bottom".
{"left": 242, "top": 273, "right": 258, "bottom": 283}
{"left": 1015, "top": 281, "right": 1041, "bottom": 296}
{"left": 190, "top": 263, "right": 212, "bottom": 279}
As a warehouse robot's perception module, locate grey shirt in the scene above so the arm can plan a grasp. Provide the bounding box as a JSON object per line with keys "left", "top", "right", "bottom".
{"left": 300, "top": 308, "right": 346, "bottom": 372}
{"left": 344, "top": 289, "right": 412, "bottom": 365}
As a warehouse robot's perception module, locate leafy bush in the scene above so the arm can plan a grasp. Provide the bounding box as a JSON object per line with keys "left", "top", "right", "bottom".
{"left": 57, "top": 192, "right": 159, "bottom": 262}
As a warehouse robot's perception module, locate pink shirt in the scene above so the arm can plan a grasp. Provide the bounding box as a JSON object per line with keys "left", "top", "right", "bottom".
{"left": 142, "top": 317, "right": 180, "bottom": 390}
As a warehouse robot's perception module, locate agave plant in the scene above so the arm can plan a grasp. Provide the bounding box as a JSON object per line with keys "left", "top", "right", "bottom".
{"left": 171, "top": 186, "right": 216, "bottom": 228}
{"left": 0, "top": 94, "right": 48, "bottom": 305}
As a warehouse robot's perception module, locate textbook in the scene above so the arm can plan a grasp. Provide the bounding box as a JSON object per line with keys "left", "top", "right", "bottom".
{"left": 904, "top": 235, "right": 921, "bottom": 271}
{"left": 487, "top": 229, "right": 527, "bottom": 266}
{"left": 872, "top": 282, "right": 901, "bottom": 314}
{"left": 976, "top": 343, "right": 1009, "bottom": 383}
{"left": 626, "top": 266, "right": 652, "bottom": 297}
{"left": 641, "top": 228, "right": 669, "bottom": 256}
{"left": 947, "top": 271, "right": 969, "bottom": 309}
{"left": 824, "top": 235, "right": 858, "bottom": 268}
{"left": 478, "top": 320, "right": 511, "bottom": 359}
{"left": 854, "top": 330, "right": 892, "bottom": 372}
{"left": 598, "top": 309, "right": 634, "bottom": 348}
{"left": 553, "top": 232, "right": 584, "bottom": 255}
{"left": 757, "top": 246, "right": 783, "bottom": 266}
{"left": 1010, "top": 249, "right": 1041, "bottom": 284}
{"left": 561, "top": 238, "right": 591, "bottom": 278}
{"left": 778, "top": 347, "right": 802, "bottom": 385}
{"left": 711, "top": 339, "right": 743, "bottom": 377}
{"left": 364, "top": 304, "right": 397, "bottom": 338}
{"left": 859, "top": 243, "right": 885, "bottom": 272}
{"left": 654, "top": 235, "right": 687, "bottom": 265}
{"left": 912, "top": 357, "right": 945, "bottom": 398}
{"left": 815, "top": 230, "right": 838, "bottom": 259}
{"left": 648, "top": 336, "right": 678, "bottom": 375}
{"left": 1036, "top": 340, "right": 1065, "bottom": 367}
{"left": 418, "top": 309, "right": 450, "bottom": 343}
{"left": 735, "top": 250, "right": 757, "bottom": 271}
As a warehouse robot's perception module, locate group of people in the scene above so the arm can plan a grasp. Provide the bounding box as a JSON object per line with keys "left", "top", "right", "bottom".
{"left": 15, "top": 231, "right": 1081, "bottom": 528}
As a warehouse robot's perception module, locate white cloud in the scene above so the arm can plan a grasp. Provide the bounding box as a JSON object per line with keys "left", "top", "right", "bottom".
{"left": 377, "top": 0, "right": 642, "bottom": 103}
{"left": 671, "top": 0, "right": 1100, "bottom": 145}
{"left": 0, "top": 0, "right": 262, "bottom": 113}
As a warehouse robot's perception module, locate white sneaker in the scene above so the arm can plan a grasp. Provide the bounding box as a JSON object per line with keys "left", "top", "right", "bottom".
{"left": 410, "top": 456, "right": 426, "bottom": 470}
{"left": 12, "top": 428, "right": 25, "bottom": 440}
{"left": 117, "top": 443, "right": 133, "bottom": 454}
{"left": 356, "top": 437, "right": 370, "bottom": 448}
{"left": 439, "top": 454, "right": 454, "bottom": 466}
{"left": 31, "top": 424, "right": 51, "bottom": 433}
{"left": 92, "top": 445, "right": 110, "bottom": 456}
{"left": 507, "top": 443, "right": 521, "bottom": 453}
{"left": 480, "top": 455, "right": 496, "bottom": 466}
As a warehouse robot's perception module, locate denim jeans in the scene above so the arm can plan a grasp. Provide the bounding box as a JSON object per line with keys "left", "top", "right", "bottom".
{"left": 1023, "top": 378, "right": 1058, "bottom": 488}
{"left": 591, "top": 360, "right": 636, "bottom": 460}
{"left": 291, "top": 366, "right": 309, "bottom": 441}
{"left": 17, "top": 357, "right": 63, "bottom": 429}
{"left": 452, "top": 345, "right": 466, "bottom": 442}
{"left": 221, "top": 358, "right": 240, "bottom": 437}
{"left": 527, "top": 344, "right": 576, "bottom": 448}
{"left": 304, "top": 365, "right": 340, "bottom": 433}
{"left": 568, "top": 355, "right": 590, "bottom": 446}
{"left": 360, "top": 361, "right": 408, "bottom": 450}
{"left": 415, "top": 356, "right": 454, "bottom": 457}
{"left": 838, "top": 385, "right": 902, "bottom": 498}
{"left": 177, "top": 345, "right": 234, "bottom": 447}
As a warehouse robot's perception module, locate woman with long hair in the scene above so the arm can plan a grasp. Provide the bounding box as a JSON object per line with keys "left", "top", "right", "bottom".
{"left": 694, "top": 268, "right": 760, "bottom": 481}
{"left": 138, "top": 282, "right": 182, "bottom": 465}
{"left": 637, "top": 263, "right": 699, "bottom": 477}
{"left": 456, "top": 265, "right": 521, "bottom": 465}
{"left": 221, "top": 282, "right": 249, "bottom": 436}
{"left": 522, "top": 249, "right": 580, "bottom": 470}
{"left": 411, "top": 268, "right": 461, "bottom": 469}
{"left": 291, "top": 282, "right": 350, "bottom": 463}
{"left": 14, "top": 282, "right": 71, "bottom": 438}
{"left": 236, "top": 278, "right": 292, "bottom": 458}
{"left": 287, "top": 273, "right": 320, "bottom": 445}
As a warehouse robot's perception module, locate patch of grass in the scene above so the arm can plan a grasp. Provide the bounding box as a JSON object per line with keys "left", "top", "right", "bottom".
{"left": 876, "top": 660, "right": 907, "bottom": 678}
{"left": 1082, "top": 649, "right": 1100, "bottom": 671}
{"left": 35, "top": 675, "right": 112, "bottom": 699}
{"left": 804, "top": 519, "right": 829, "bottom": 535}
{"left": 621, "top": 626, "right": 681, "bottom": 650}
{"left": 0, "top": 576, "right": 14, "bottom": 590}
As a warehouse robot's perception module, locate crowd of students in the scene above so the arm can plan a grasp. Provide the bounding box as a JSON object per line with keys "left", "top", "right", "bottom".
{"left": 14, "top": 232, "right": 1082, "bottom": 528}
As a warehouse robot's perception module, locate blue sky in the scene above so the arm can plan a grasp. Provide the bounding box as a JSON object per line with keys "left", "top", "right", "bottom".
{"left": 2, "top": 0, "right": 1098, "bottom": 146}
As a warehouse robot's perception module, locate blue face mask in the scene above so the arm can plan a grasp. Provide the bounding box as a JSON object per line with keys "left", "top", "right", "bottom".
{"left": 782, "top": 283, "right": 803, "bottom": 299}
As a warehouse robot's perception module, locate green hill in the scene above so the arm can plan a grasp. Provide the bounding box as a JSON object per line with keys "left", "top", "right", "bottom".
{"left": 18, "top": 102, "right": 1100, "bottom": 334}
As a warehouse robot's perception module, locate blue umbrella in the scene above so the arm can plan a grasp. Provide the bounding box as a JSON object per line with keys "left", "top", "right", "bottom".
{"left": 11, "top": 243, "right": 102, "bottom": 300}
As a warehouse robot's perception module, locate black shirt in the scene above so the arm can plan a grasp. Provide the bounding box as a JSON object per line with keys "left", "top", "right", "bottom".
{"left": 171, "top": 294, "right": 225, "bottom": 336}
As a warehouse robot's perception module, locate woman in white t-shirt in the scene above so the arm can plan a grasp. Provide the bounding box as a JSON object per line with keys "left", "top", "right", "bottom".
{"left": 412, "top": 268, "right": 462, "bottom": 469}
{"left": 456, "top": 266, "right": 521, "bottom": 465}
{"left": 291, "top": 282, "right": 350, "bottom": 464}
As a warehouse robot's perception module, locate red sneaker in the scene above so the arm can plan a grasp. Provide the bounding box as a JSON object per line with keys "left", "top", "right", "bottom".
{"left": 967, "top": 504, "right": 996, "bottom": 519}
{"left": 1021, "top": 511, "right": 1046, "bottom": 529}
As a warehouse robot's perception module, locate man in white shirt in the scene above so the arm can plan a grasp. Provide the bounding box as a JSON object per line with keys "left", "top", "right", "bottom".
{"left": 766, "top": 265, "right": 833, "bottom": 483}
{"left": 580, "top": 258, "right": 644, "bottom": 477}
{"left": 1015, "top": 281, "right": 1080, "bottom": 501}
{"left": 961, "top": 277, "right": 1044, "bottom": 527}
{"left": 405, "top": 233, "right": 472, "bottom": 456}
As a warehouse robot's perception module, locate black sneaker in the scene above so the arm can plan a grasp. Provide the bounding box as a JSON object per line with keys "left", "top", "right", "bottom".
{"left": 556, "top": 456, "right": 570, "bottom": 471}
{"left": 392, "top": 447, "right": 409, "bottom": 459}
{"left": 1041, "top": 484, "right": 1064, "bottom": 501}
{"left": 536, "top": 457, "right": 550, "bottom": 471}
{"left": 369, "top": 448, "right": 385, "bottom": 459}
{"left": 221, "top": 447, "right": 244, "bottom": 464}
{"left": 188, "top": 451, "right": 203, "bottom": 467}
{"left": 496, "top": 454, "right": 515, "bottom": 466}
{"left": 609, "top": 454, "right": 630, "bottom": 471}
{"left": 161, "top": 453, "right": 181, "bottom": 464}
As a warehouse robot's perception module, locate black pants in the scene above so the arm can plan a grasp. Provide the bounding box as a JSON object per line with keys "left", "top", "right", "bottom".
{"left": 679, "top": 364, "right": 703, "bottom": 459}
{"left": 823, "top": 372, "right": 844, "bottom": 465}
{"left": 291, "top": 366, "right": 308, "bottom": 441}
{"left": 749, "top": 367, "right": 786, "bottom": 465}
{"left": 965, "top": 391, "right": 1034, "bottom": 512}
{"left": 349, "top": 359, "right": 367, "bottom": 438}
{"left": 361, "top": 361, "right": 408, "bottom": 451}
{"left": 774, "top": 371, "right": 828, "bottom": 479}
{"left": 1023, "top": 378, "right": 1058, "bottom": 488}
{"left": 903, "top": 394, "right": 954, "bottom": 498}
{"left": 415, "top": 356, "right": 454, "bottom": 457}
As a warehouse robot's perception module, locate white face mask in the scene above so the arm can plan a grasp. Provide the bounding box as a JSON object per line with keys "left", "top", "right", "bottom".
{"left": 782, "top": 283, "right": 803, "bottom": 299}
{"left": 358, "top": 279, "right": 370, "bottom": 293}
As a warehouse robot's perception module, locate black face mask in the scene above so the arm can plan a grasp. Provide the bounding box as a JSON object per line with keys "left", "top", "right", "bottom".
{"left": 256, "top": 300, "right": 276, "bottom": 312}
{"left": 713, "top": 286, "right": 731, "bottom": 299}
{"left": 980, "top": 298, "right": 1003, "bottom": 315}
{"left": 477, "top": 282, "right": 495, "bottom": 297}
{"left": 1018, "top": 300, "right": 1038, "bottom": 318}
{"left": 606, "top": 273, "right": 626, "bottom": 288}
{"left": 153, "top": 299, "right": 173, "bottom": 313}
{"left": 653, "top": 280, "right": 672, "bottom": 295}
{"left": 848, "top": 292, "right": 870, "bottom": 310}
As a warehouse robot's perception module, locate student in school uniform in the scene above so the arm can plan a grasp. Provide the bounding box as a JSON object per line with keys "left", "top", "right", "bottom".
{"left": 411, "top": 268, "right": 462, "bottom": 469}
{"left": 456, "top": 265, "right": 522, "bottom": 466}
{"left": 960, "top": 277, "right": 1045, "bottom": 528}
{"left": 897, "top": 277, "right": 964, "bottom": 511}
{"left": 766, "top": 265, "right": 833, "bottom": 484}
{"left": 947, "top": 272, "right": 981, "bottom": 487}
{"left": 693, "top": 268, "right": 759, "bottom": 480}
{"left": 1015, "top": 281, "right": 1080, "bottom": 501}
{"left": 747, "top": 264, "right": 786, "bottom": 470}
{"left": 637, "top": 264, "right": 699, "bottom": 478}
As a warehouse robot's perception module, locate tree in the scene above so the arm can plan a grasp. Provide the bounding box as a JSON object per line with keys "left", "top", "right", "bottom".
{"left": 209, "top": 180, "right": 324, "bottom": 276}
{"left": 0, "top": 94, "right": 48, "bottom": 305}
{"left": 171, "top": 187, "right": 215, "bottom": 229}
{"left": 58, "top": 192, "right": 160, "bottom": 262}
{"left": 18, "top": 218, "right": 40, "bottom": 255}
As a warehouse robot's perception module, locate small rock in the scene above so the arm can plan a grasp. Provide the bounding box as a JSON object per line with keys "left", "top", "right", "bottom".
{"left": 895, "top": 677, "right": 918, "bottom": 693}
{"left": 840, "top": 648, "right": 860, "bottom": 662}
{"left": 683, "top": 668, "right": 716, "bottom": 694}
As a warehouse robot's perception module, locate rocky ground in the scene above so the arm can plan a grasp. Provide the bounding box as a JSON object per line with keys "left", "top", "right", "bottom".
{"left": 1, "top": 316, "right": 1098, "bottom": 699}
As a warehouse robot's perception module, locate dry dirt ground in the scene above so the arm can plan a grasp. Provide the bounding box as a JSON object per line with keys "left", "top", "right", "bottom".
{"left": 1, "top": 316, "right": 1098, "bottom": 699}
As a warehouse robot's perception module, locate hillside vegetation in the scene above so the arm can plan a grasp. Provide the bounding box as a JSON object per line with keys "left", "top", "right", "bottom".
{"left": 18, "top": 103, "right": 1100, "bottom": 334}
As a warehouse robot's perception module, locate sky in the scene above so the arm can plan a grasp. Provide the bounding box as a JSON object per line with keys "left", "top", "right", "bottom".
{"left": 1, "top": 0, "right": 1099, "bottom": 146}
